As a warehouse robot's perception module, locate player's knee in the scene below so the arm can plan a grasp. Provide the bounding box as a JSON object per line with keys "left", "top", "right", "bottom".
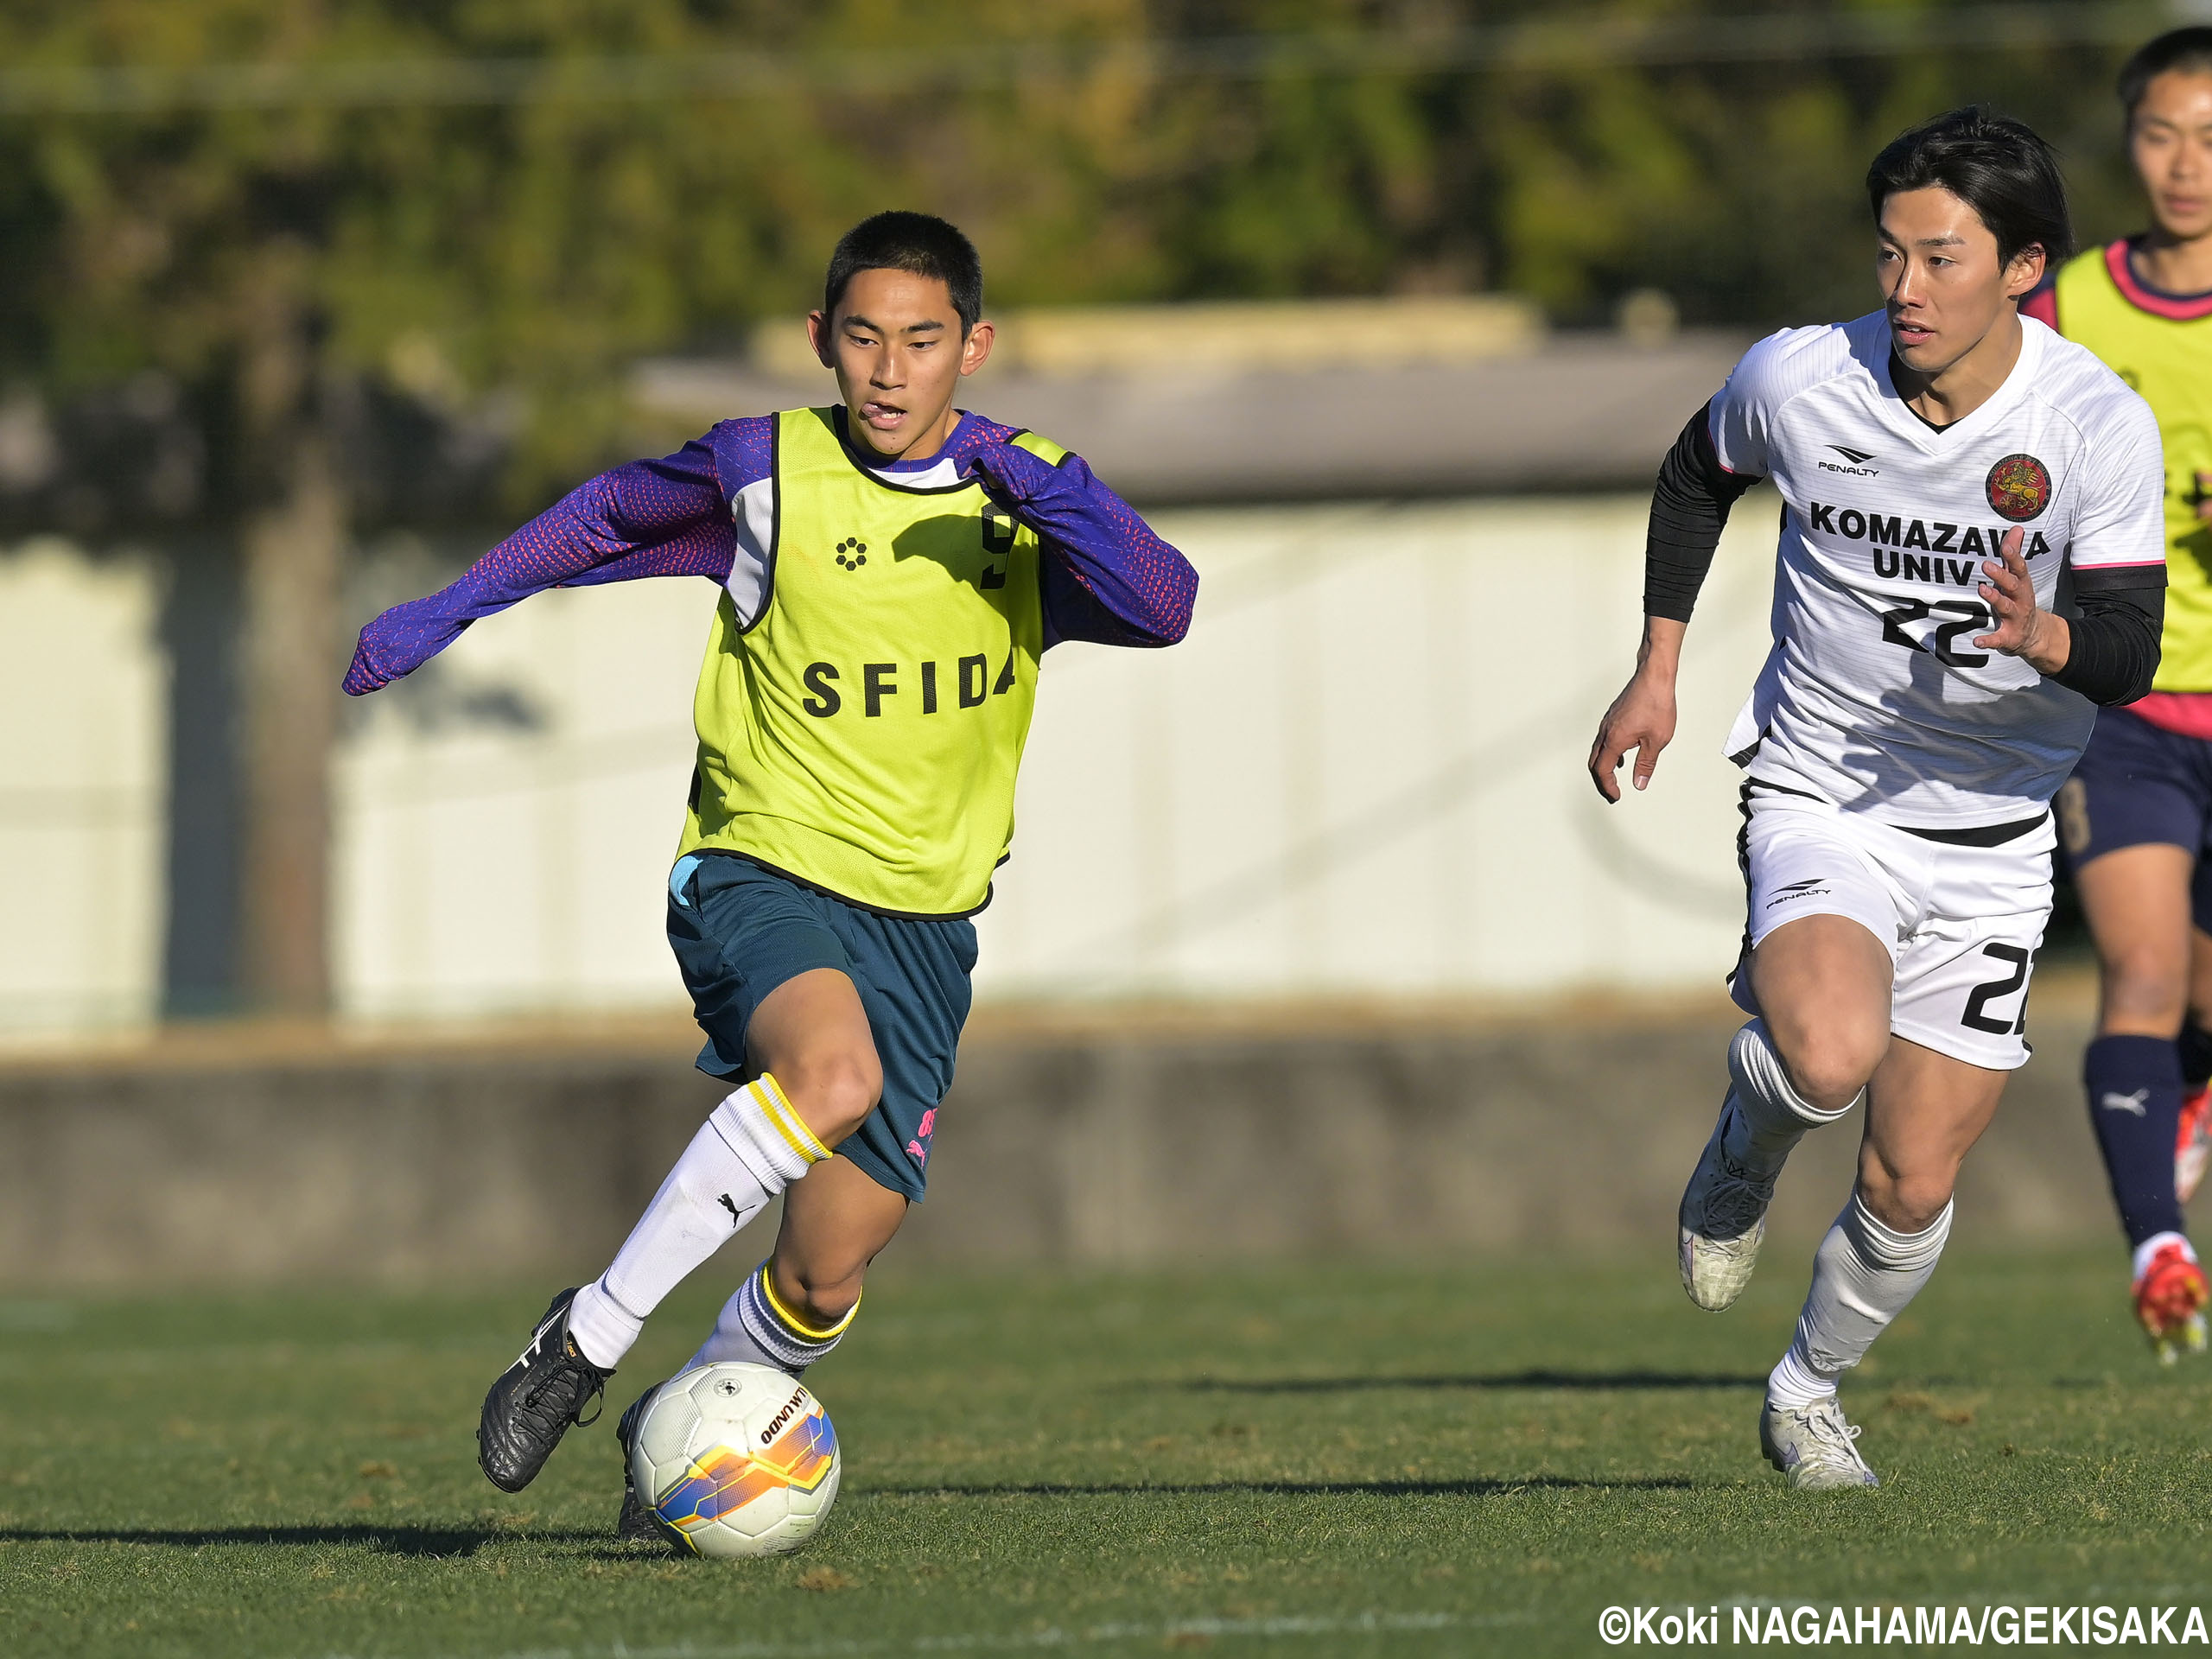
{"left": 1777, "top": 1030, "right": 1882, "bottom": 1116}
{"left": 2099, "top": 944, "right": 2188, "bottom": 1031}
{"left": 775, "top": 1047, "right": 882, "bottom": 1145}
{"left": 1857, "top": 1166, "right": 1955, "bottom": 1235}
{"left": 776, "top": 1261, "right": 864, "bottom": 1328}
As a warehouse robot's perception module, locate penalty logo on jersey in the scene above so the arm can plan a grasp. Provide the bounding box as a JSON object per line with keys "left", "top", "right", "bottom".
{"left": 1985, "top": 454, "right": 2052, "bottom": 522}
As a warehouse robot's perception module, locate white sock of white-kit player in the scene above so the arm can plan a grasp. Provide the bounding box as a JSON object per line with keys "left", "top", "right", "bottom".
{"left": 1766, "top": 1192, "right": 1954, "bottom": 1409}
{"left": 1722, "top": 1019, "right": 1859, "bottom": 1178}
{"left": 566, "top": 1075, "right": 829, "bottom": 1370}
{"left": 686, "top": 1260, "right": 859, "bottom": 1376}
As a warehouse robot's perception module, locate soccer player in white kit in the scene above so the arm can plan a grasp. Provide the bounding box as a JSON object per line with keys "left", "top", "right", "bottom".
{"left": 1590, "top": 107, "right": 2168, "bottom": 1489}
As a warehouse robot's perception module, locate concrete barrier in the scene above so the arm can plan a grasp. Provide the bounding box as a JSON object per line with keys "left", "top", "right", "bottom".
{"left": 0, "top": 980, "right": 2133, "bottom": 1289}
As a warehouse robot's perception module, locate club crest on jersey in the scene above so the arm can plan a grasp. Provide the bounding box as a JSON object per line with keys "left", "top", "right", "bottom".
{"left": 1985, "top": 454, "right": 2050, "bottom": 522}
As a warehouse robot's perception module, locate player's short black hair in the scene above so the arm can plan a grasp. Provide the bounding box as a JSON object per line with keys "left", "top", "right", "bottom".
{"left": 1866, "top": 106, "right": 2075, "bottom": 271}
{"left": 822, "top": 212, "right": 983, "bottom": 334}
{"left": 2120, "top": 28, "right": 2212, "bottom": 116}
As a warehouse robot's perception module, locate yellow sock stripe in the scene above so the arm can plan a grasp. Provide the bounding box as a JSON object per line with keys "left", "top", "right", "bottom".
{"left": 757, "top": 1263, "right": 861, "bottom": 1344}
{"left": 753, "top": 1072, "right": 831, "bottom": 1165}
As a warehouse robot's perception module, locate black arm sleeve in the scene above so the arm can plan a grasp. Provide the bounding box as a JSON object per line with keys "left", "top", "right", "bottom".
{"left": 1644, "top": 402, "right": 1761, "bottom": 622}
{"left": 2049, "top": 575, "right": 2164, "bottom": 707}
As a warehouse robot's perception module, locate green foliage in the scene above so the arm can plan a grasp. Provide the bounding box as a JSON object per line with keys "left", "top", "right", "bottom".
{"left": 0, "top": 2, "right": 2171, "bottom": 505}
{"left": 1466, "top": 16, "right": 2145, "bottom": 328}
{"left": 4, "top": 1250, "right": 2210, "bottom": 1656}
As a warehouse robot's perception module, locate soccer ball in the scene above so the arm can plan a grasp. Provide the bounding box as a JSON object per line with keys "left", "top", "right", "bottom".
{"left": 628, "top": 1363, "right": 841, "bottom": 1559}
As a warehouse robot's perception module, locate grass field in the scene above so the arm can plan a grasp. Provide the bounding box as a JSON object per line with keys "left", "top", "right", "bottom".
{"left": 5, "top": 1247, "right": 2211, "bottom": 1657}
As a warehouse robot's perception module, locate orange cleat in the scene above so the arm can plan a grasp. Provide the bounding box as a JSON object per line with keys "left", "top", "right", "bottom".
{"left": 2133, "top": 1239, "right": 2210, "bottom": 1363}
{"left": 2177, "top": 1086, "right": 2211, "bottom": 1205}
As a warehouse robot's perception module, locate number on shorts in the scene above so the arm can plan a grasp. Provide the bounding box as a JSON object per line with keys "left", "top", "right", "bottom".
{"left": 1961, "top": 943, "right": 2032, "bottom": 1035}
{"left": 1879, "top": 598, "right": 1992, "bottom": 668}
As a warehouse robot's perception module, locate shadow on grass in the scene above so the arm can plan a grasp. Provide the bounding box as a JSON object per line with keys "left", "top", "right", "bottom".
{"left": 861, "top": 1476, "right": 1701, "bottom": 1498}
{"left": 1181, "top": 1370, "right": 1765, "bottom": 1394}
{"left": 0, "top": 1525, "right": 620, "bottom": 1557}
{"left": 4, "top": 1478, "right": 1713, "bottom": 1555}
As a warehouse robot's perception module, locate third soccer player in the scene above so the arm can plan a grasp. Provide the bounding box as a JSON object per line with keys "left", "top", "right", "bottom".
{"left": 2026, "top": 27, "right": 2212, "bottom": 1362}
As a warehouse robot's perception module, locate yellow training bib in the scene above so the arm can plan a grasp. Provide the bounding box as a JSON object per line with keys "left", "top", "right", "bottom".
{"left": 678, "top": 408, "right": 1062, "bottom": 916}
{"left": 2056, "top": 242, "right": 2212, "bottom": 690}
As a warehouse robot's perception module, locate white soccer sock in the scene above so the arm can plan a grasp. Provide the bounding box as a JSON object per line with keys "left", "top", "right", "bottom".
{"left": 1766, "top": 1192, "right": 1953, "bottom": 1409}
{"left": 686, "top": 1260, "right": 860, "bottom": 1376}
{"left": 1721, "top": 1019, "right": 1860, "bottom": 1179}
{"left": 567, "top": 1076, "right": 829, "bottom": 1370}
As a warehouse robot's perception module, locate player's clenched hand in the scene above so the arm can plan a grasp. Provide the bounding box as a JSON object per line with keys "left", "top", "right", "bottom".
{"left": 1974, "top": 525, "right": 2070, "bottom": 674}
{"left": 965, "top": 441, "right": 1040, "bottom": 511}
{"left": 1588, "top": 623, "right": 1684, "bottom": 804}
{"left": 342, "top": 645, "right": 389, "bottom": 696}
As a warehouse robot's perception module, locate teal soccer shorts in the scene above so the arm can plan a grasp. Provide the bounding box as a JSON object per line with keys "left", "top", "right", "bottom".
{"left": 665, "top": 851, "right": 977, "bottom": 1202}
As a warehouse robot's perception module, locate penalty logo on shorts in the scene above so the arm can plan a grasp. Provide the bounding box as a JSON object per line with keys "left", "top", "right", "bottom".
{"left": 1764, "top": 877, "right": 1832, "bottom": 910}
{"left": 1985, "top": 454, "right": 2051, "bottom": 522}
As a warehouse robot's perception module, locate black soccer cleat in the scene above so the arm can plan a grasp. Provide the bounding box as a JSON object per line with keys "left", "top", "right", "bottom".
{"left": 477, "top": 1287, "right": 613, "bottom": 1493}
{"left": 615, "top": 1478, "right": 665, "bottom": 1545}
{"left": 613, "top": 1383, "right": 675, "bottom": 1546}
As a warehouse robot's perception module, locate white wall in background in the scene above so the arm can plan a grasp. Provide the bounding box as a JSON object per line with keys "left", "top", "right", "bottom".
{"left": 333, "top": 570, "right": 707, "bottom": 1022}
{"left": 0, "top": 540, "right": 167, "bottom": 1035}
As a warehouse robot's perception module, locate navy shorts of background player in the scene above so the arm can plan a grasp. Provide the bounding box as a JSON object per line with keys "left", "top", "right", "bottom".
{"left": 2060, "top": 705, "right": 2212, "bottom": 935}
{"left": 2057, "top": 701, "right": 2212, "bottom": 1115}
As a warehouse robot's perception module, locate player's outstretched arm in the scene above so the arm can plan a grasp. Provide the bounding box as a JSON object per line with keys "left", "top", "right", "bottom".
{"left": 342, "top": 442, "right": 737, "bottom": 696}
{"left": 967, "top": 441, "right": 1198, "bottom": 649}
{"left": 1590, "top": 619, "right": 1686, "bottom": 803}
{"left": 1587, "top": 402, "right": 1759, "bottom": 802}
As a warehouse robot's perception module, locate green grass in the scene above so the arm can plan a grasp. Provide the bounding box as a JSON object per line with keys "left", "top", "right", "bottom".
{"left": 4, "top": 1249, "right": 2211, "bottom": 1657}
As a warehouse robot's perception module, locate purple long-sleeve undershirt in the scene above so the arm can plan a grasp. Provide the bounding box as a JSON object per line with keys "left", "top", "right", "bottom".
{"left": 343, "top": 411, "right": 1196, "bottom": 696}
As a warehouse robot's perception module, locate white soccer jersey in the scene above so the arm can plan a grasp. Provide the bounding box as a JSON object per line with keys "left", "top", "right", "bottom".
{"left": 1711, "top": 310, "right": 2165, "bottom": 827}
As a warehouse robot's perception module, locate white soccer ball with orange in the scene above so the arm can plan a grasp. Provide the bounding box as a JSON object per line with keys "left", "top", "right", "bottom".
{"left": 627, "top": 1363, "right": 841, "bottom": 1558}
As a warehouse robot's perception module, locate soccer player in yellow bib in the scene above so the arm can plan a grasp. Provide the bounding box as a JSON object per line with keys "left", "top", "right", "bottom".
{"left": 2025, "top": 29, "right": 2212, "bottom": 1360}
{"left": 343, "top": 213, "right": 1198, "bottom": 1533}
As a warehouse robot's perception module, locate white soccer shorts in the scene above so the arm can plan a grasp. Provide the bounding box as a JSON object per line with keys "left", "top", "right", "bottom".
{"left": 1730, "top": 788, "right": 2053, "bottom": 1071}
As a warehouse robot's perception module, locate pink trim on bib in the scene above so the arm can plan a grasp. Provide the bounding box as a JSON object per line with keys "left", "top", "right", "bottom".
{"left": 2130, "top": 691, "right": 2212, "bottom": 739}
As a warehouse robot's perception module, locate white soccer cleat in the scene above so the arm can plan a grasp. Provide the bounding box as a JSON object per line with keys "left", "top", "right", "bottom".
{"left": 1678, "top": 1090, "right": 1777, "bottom": 1311}
{"left": 1759, "top": 1396, "right": 1879, "bottom": 1491}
